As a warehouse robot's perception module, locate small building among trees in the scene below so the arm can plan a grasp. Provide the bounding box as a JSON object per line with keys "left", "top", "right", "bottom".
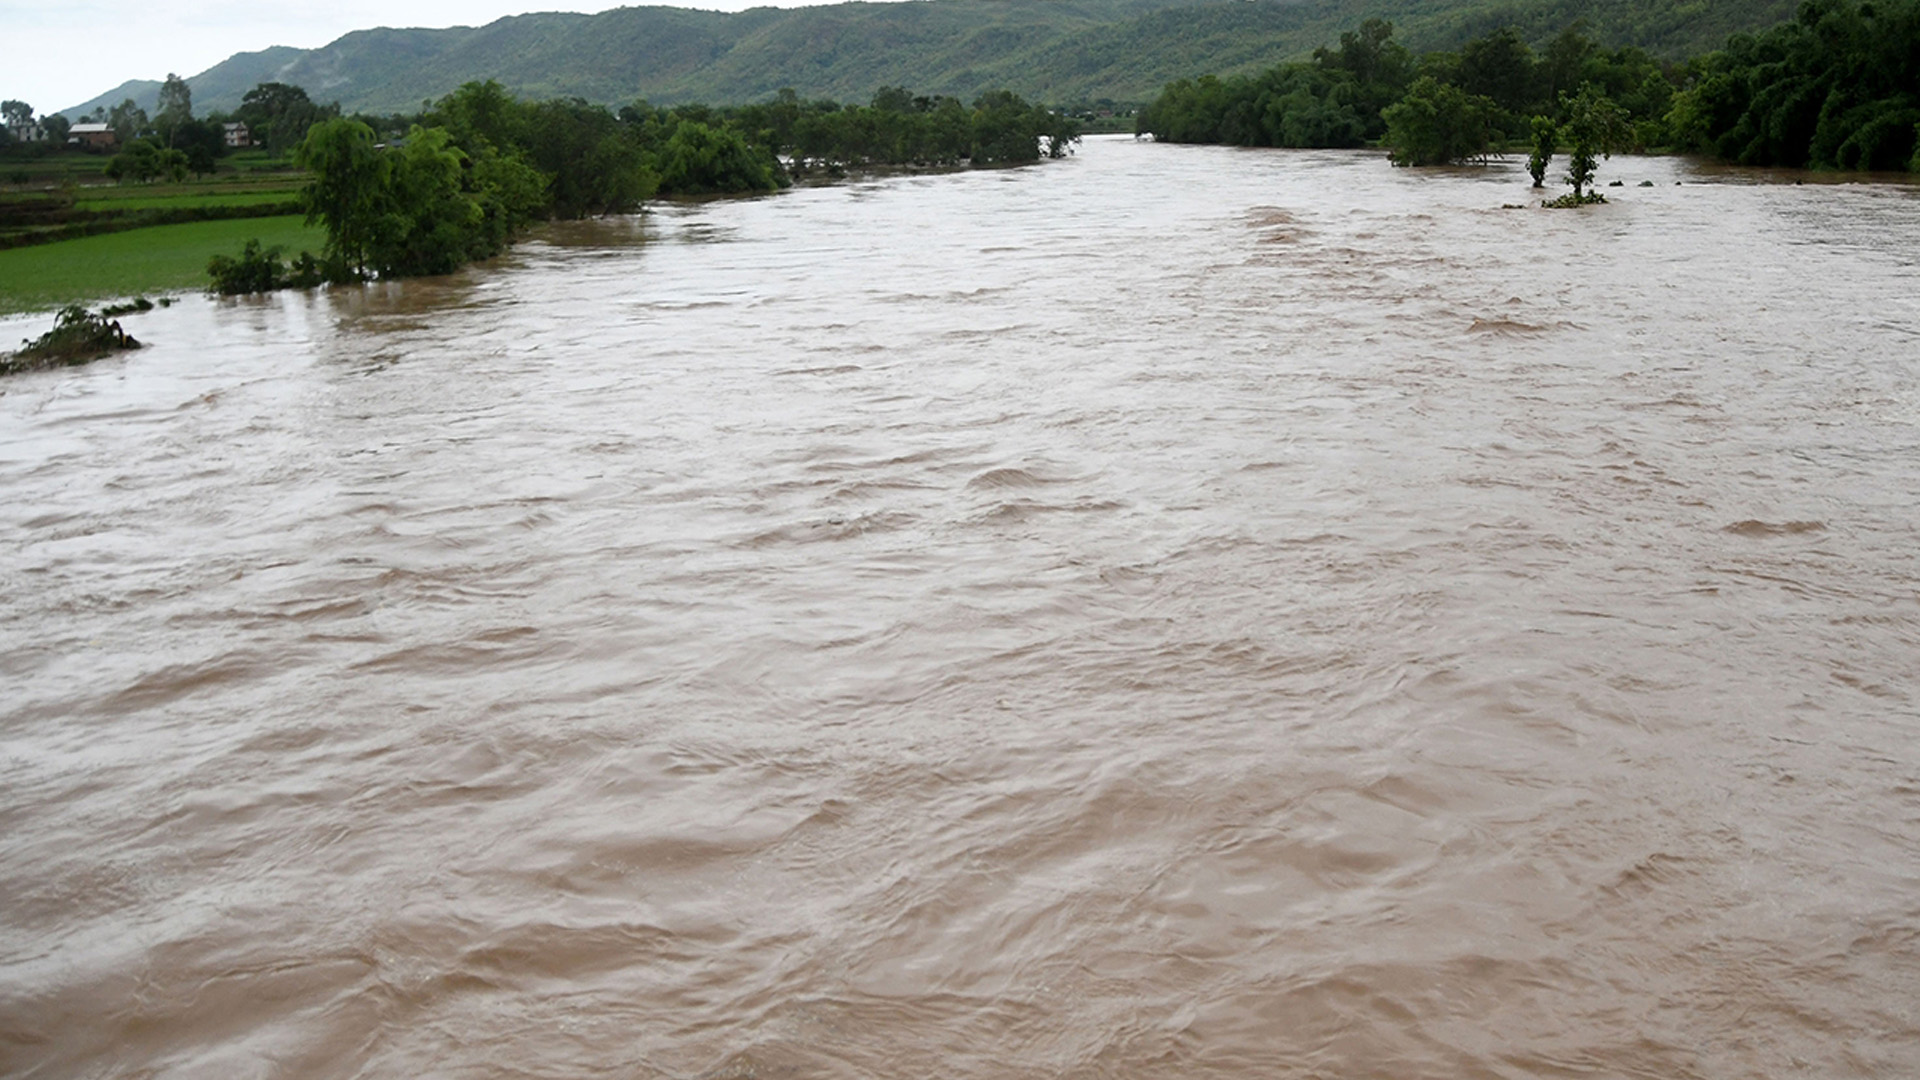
{"left": 68, "top": 123, "right": 117, "bottom": 149}
{"left": 222, "top": 122, "right": 252, "bottom": 148}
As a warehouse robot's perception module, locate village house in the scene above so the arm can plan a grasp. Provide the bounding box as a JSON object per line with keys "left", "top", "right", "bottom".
{"left": 222, "top": 122, "right": 252, "bottom": 148}
{"left": 68, "top": 122, "right": 117, "bottom": 149}
{"left": 5, "top": 120, "right": 47, "bottom": 143}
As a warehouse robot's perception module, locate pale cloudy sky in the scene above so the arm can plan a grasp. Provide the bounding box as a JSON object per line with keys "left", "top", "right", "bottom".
{"left": 3, "top": 0, "right": 836, "bottom": 115}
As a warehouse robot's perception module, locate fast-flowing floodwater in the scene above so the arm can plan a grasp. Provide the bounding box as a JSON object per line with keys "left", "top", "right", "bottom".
{"left": 4, "top": 136, "right": 1920, "bottom": 1079}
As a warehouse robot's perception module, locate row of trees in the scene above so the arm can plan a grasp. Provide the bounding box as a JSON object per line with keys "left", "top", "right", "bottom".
{"left": 1137, "top": 20, "right": 1667, "bottom": 152}
{"left": 1666, "top": 0, "right": 1920, "bottom": 171}
{"left": 726, "top": 86, "right": 1082, "bottom": 170}
{"left": 214, "top": 81, "right": 1079, "bottom": 291}
{"left": 1138, "top": 0, "right": 1919, "bottom": 175}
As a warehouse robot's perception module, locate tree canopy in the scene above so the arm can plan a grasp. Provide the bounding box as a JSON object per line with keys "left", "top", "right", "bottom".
{"left": 1137, "top": 1, "right": 1920, "bottom": 174}
{"left": 211, "top": 81, "right": 1076, "bottom": 295}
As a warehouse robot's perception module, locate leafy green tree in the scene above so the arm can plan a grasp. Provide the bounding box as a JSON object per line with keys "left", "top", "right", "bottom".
{"left": 1540, "top": 24, "right": 1599, "bottom": 106}
{"left": 105, "top": 138, "right": 188, "bottom": 182}
{"left": 208, "top": 240, "right": 290, "bottom": 294}
{"left": 172, "top": 118, "right": 225, "bottom": 175}
{"left": 871, "top": 85, "right": 915, "bottom": 113}
{"left": 295, "top": 118, "right": 386, "bottom": 276}
{"left": 653, "top": 120, "right": 783, "bottom": 193}
{"left": 1455, "top": 27, "right": 1537, "bottom": 123}
{"left": 238, "top": 82, "right": 335, "bottom": 155}
{"left": 1558, "top": 83, "right": 1630, "bottom": 199}
{"left": 1313, "top": 18, "right": 1413, "bottom": 121}
{"left": 367, "top": 127, "right": 482, "bottom": 277}
{"left": 42, "top": 114, "right": 69, "bottom": 145}
{"left": 1527, "top": 116, "right": 1557, "bottom": 186}
{"left": 467, "top": 144, "right": 550, "bottom": 250}
{"left": 106, "top": 99, "right": 149, "bottom": 144}
{"left": 1, "top": 100, "right": 31, "bottom": 129}
{"left": 1382, "top": 76, "right": 1497, "bottom": 166}
{"left": 238, "top": 82, "right": 311, "bottom": 127}
{"left": 521, "top": 97, "right": 656, "bottom": 216}
{"left": 429, "top": 80, "right": 527, "bottom": 151}
{"left": 156, "top": 73, "right": 192, "bottom": 146}
{"left": 1663, "top": 0, "right": 1919, "bottom": 170}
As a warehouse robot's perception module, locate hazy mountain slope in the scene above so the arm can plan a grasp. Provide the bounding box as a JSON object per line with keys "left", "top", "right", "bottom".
{"left": 62, "top": 0, "right": 1805, "bottom": 117}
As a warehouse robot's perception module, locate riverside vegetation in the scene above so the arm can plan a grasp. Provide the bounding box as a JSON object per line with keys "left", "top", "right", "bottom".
{"left": 1137, "top": 0, "right": 1920, "bottom": 198}
{"left": 57, "top": 0, "right": 1812, "bottom": 121}
{"left": 206, "top": 82, "right": 1080, "bottom": 295}
{"left": 4, "top": 76, "right": 1073, "bottom": 356}
{"left": 2, "top": 304, "right": 142, "bottom": 375}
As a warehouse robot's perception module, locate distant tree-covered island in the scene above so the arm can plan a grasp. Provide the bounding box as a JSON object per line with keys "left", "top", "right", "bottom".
{"left": 1137, "top": 0, "right": 1920, "bottom": 196}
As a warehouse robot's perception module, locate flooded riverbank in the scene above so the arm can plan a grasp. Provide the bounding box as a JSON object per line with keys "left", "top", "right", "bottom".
{"left": 4, "top": 137, "right": 1919, "bottom": 1078}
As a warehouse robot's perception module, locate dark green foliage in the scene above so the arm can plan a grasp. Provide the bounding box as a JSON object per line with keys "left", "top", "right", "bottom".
{"left": 1527, "top": 115, "right": 1557, "bottom": 185}
{"left": 727, "top": 86, "right": 1077, "bottom": 171}
{"left": 1140, "top": 17, "right": 1685, "bottom": 155}
{"left": 106, "top": 100, "right": 149, "bottom": 146}
{"left": 211, "top": 81, "right": 1066, "bottom": 298}
{"left": 1139, "top": 2, "right": 1917, "bottom": 174}
{"left": 155, "top": 74, "right": 193, "bottom": 146}
{"left": 1665, "top": 0, "right": 1920, "bottom": 170}
{"left": 4, "top": 306, "right": 139, "bottom": 374}
{"left": 295, "top": 118, "right": 386, "bottom": 276}
{"left": 207, "top": 239, "right": 293, "bottom": 294}
{"left": 100, "top": 298, "right": 156, "bottom": 317}
{"left": 236, "top": 82, "right": 341, "bottom": 156}
{"left": 969, "top": 89, "right": 1082, "bottom": 163}
{"left": 291, "top": 117, "right": 550, "bottom": 280}
{"left": 75, "top": 0, "right": 1810, "bottom": 121}
{"left": 170, "top": 120, "right": 227, "bottom": 175}
{"left": 1137, "top": 19, "right": 1410, "bottom": 147}
{"left": 653, "top": 121, "right": 786, "bottom": 193}
{"left": 1382, "top": 75, "right": 1497, "bottom": 164}
{"left": 105, "top": 140, "right": 190, "bottom": 183}
{"left": 1559, "top": 82, "right": 1630, "bottom": 196}
{"left": 207, "top": 240, "right": 349, "bottom": 294}
{"left": 1456, "top": 26, "right": 1537, "bottom": 119}
{"left": 519, "top": 98, "right": 661, "bottom": 213}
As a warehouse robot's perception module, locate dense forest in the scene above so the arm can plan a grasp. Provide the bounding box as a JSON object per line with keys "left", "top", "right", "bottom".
{"left": 1137, "top": 0, "right": 1920, "bottom": 173}
{"left": 208, "top": 82, "right": 1081, "bottom": 292}
{"left": 63, "top": 0, "right": 1808, "bottom": 119}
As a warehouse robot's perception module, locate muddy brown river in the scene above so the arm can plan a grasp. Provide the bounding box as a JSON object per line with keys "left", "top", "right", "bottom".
{"left": 4, "top": 136, "right": 1920, "bottom": 1078}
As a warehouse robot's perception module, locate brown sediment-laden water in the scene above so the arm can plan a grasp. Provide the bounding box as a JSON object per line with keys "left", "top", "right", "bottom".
{"left": 3, "top": 136, "right": 1919, "bottom": 1078}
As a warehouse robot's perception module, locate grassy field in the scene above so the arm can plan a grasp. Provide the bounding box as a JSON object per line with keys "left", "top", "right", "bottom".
{"left": 0, "top": 215, "right": 324, "bottom": 316}
{"left": 73, "top": 189, "right": 303, "bottom": 211}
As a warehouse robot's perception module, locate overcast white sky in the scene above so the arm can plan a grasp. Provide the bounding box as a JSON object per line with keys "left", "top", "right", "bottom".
{"left": 3, "top": 0, "right": 840, "bottom": 115}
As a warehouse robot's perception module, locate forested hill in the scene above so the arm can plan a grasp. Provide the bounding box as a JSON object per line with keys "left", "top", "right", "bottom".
{"left": 65, "top": 0, "right": 1800, "bottom": 116}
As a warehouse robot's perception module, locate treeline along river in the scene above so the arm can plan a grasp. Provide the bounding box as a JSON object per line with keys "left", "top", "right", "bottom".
{"left": 4, "top": 137, "right": 1920, "bottom": 1077}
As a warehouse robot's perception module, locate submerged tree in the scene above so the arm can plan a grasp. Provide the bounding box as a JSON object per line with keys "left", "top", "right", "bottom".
{"left": 295, "top": 118, "right": 386, "bottom": 277}
{"left": 1556, "top": 83, "right": 1630, "bottom": 202}
{"left": 1527, "top": 115, "right": 1557, "bottom": 187}
{"left": 1381, "top": 76, "right": 1496, "bottom": 166}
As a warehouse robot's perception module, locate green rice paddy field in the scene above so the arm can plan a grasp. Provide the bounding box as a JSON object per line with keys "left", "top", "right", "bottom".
{"left": 0, "top": 215, "right": 323, "bottom": 316}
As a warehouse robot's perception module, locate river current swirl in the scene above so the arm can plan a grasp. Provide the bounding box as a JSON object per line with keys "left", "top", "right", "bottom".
{"left": 4, "top": 137, "right": 1920, "bottom": 1078}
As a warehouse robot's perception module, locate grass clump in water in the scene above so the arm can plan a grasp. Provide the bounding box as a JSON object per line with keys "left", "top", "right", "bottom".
{"left": 3, "top": 305, "right": 141, "bottom": 375}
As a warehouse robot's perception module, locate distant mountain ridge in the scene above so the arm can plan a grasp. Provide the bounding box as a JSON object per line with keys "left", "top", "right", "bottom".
{"left": 63, "top": 0, "right": 1799, "bottom": 117}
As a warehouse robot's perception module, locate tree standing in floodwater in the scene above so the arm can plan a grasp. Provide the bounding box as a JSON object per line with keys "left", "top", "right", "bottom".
{"left": 1551, "top": 84, "right": 1629, "bottom": 205}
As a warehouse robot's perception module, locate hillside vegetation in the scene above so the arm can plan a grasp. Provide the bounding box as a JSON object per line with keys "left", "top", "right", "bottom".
{"left": 1139, "top": 0, "right": 1920, "bottom": 178}
{"left": 66, "top": 0, "right": 1802, "bottom": 116}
